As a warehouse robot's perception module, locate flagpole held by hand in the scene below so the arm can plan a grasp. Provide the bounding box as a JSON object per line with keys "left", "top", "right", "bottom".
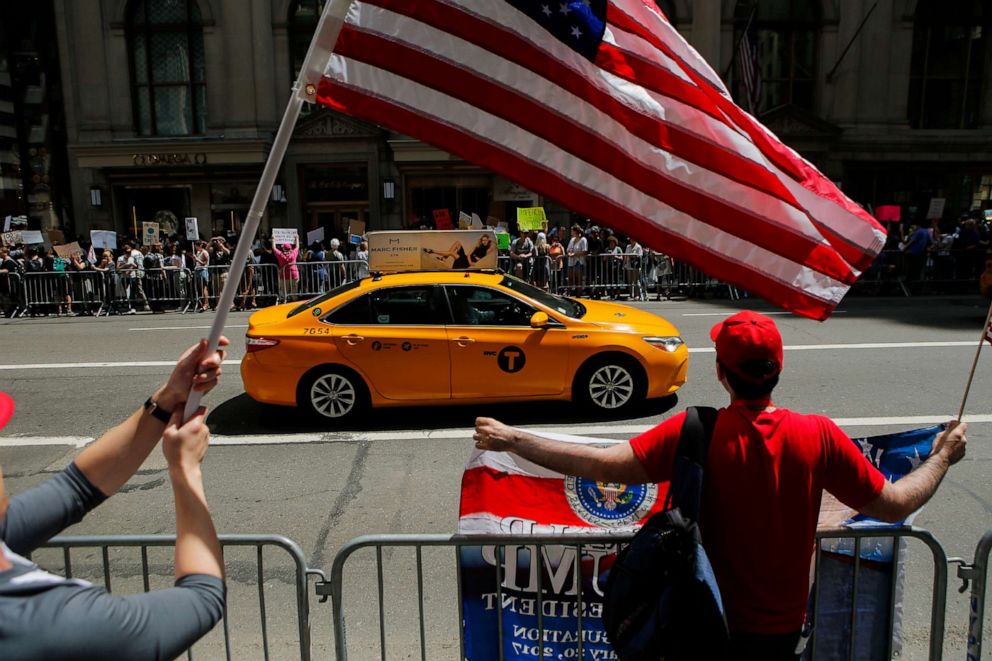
{"left": 182, "top": 0, "right": 352, "bottom": 421}
{"left": 957, "top": 297, "right": 992, "bottom": 423}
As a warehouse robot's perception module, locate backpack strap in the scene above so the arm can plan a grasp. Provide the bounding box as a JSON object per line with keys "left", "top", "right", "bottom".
{"left": 663, "top": 406, "right": 718, "bottom": 521}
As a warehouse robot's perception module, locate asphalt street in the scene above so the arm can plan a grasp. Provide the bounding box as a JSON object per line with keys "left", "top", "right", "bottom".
{"left": 1, "top": 295, "right": 990, "bottom": 660}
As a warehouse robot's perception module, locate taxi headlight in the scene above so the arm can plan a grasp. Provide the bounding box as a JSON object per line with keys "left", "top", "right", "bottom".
{"left": 642, "top": 336, "right": 684, "bottom": 352}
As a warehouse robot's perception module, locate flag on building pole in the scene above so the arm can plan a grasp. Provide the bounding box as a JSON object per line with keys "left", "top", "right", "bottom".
{"left": 737, "top": 6, "right": 762, "bottom": 114}
{"left": 298, "top": 0, "right": 886, "bottom": 320}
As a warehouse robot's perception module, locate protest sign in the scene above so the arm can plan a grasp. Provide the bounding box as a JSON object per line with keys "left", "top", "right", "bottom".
{"left": 20, "top": 230, "right": 44, "bottom": 245}
{"left": 433, "top": 208, "right": 454, "bottom": 230}
{"left": 368, "top": 230, "right": 498, "bottom": 272}
{"left": 1, "top": 231, "right": 22, "bottom": 247}
{"left": 90, "top": 230, "right": 117, "bottom": 250}
{"left": 925, "top": 198, "right": 945, "bottom": 220}
{"left": 496, "top": 233, "right": 511, "bottom": 250}
{"left": 459, "top": 212, "right": 473, "bottom": 230}
{"left": 516, "top": 207, "right": 547, "bottom": 231}
{"left": 306, "top": 226, "right": 325, "bottom": 246}
{"left": 53, "top": 242, "right": 83, "bottom": 259}
{"left": 47, "top": 229, "right": 65, "bottom": 245}
{"left": 875, "top": 205, "right": 901, "bottom": 222}
{"left": 349, "top": 219, "right": 366, "bottom": 237}
{"left": 471, "top": 213, "right": 484, "bottom": 230}
{"left": 185, "top": 217, "right": 200, "bottom": 240}
{"left": 271, "top": 228, "right": 299, "bottom": 247}
{"left": 142, "top": 222, "right": 160, "bottom": 246}
{"left": 3, "top": 216, "right": 10, "bottom": 232}
{"left": 349, "top": 234, "right": 362, "bottom": 245}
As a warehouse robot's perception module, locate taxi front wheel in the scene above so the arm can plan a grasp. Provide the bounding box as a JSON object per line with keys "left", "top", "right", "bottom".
{"left": 574, "top": 357, "right": 646, "bottom": 415}
{"left": 299, "top": 367, "right": 369, "bottom": 421}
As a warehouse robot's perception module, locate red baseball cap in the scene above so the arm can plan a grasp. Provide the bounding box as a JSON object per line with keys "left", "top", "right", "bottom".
{"left": 709, "top": 311, "right": 784, "bottom": 384}
{"left": 0, "top": 391, "right": 13, "bottom": 433}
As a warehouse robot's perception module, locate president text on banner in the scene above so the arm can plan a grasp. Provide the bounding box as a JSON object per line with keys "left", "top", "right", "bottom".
{"left": 369, "top": 230, "right": 498, "bottom": 272}
{"left": 304, "top": 0, "right": 886, "bottom": 320}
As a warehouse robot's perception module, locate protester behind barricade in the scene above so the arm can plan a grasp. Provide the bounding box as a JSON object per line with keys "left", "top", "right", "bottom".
{"left": 329, "top": 238, "right": 347, "bottom": 287}
{"left": 566, "top": 224, "right": 587, "bottom": 295}
{"left": 275, "top": 236, "right": 300, "bottom": 302}
{"left": 474, "top": 311, "right": 968, "bottom": 661}
{"left": 70, "top": 251, "right": 97, "bottom": 316}
{"left": 625, "top": 236, "right": 647, "bottom": 301}
{"left": 548, "top": 234, "right": 565, "bottom": 290}
{"left": 305, "top": 241, "right": 329, "bottom": 294}
{"left": 209, "top": 237, "right": 232, "bottom": 310}
{"left": 356, "top": 240, "right": 369, "bottom": 280}
{"left": 193, "top": 241, "right": 210, "bottom": 312}
{"left": 235, "top": 248, "right": 257, "bottom": 311}
{"left": 143, "top": 244, "right": 167, "bottom": 313}
{"left": 605, "top": 234, "right": 624, "bottom": 299}
{"left": 0, "top": 246, "right": 21, "bottom": 317}
{"left": 0, "top": 338, "right": 230, "bottom": 660}
{"left": 125, "top": 242, "right": 150, "bottom": 313}
{"left": 256, "top": 241, "right": 279, "bottom": 307}
{"left": 44, "top": 246, "right": 73, "bottom": 317}
{"left": 532, "top": 232, "right": 550, "bottom": 290}
{"left": 91, "top": 250, "right": 116, "bottom": 314}
{"left": 510, "top": 231, "right": 534, "bottom": 281}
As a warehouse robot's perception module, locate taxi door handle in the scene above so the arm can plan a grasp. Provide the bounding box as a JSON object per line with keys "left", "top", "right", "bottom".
{"left": 341, "top": 334, "right": 365, "bottom": 345}
{"left": 453, "top": 336, "right": 475, "bottom": 347}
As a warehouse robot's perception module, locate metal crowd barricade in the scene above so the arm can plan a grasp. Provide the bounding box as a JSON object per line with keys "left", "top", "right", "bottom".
{"left": 33, "top": 534, "right": 327, "bottom": 661}
{"left": 294, "top": 260, "right": 366, "bottom": 300}
{"left": 0, "top": 271, "right": 25, "bottom": 317}
{"left": 21, "top": 271, "right": 112, "bottom": 317}
{"left": 959, "top": 529, "right": 992, "bottom": 661}
{"left": 326, "top": 527, "right": 953, "bottom": 661}
{"left": 141, "top": 267, "right": 194, "bottom": 313}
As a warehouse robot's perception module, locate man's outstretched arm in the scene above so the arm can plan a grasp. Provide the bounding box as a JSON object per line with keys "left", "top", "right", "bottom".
{"left": 474, "top": 417, "right": 650, "bottom": 484}
{"left": 74, "top": 337, "right": 228, "bottom": 496}
{"left": 858, "top": 421, "right": 967, "bottom": 523}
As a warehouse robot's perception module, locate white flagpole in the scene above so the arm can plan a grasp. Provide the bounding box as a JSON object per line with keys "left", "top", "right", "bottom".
{"left": 957, "top": 297, "right": 992, "bottom": 423}
{"left": 183, "top": 0, "right": 353, "bottom": 420}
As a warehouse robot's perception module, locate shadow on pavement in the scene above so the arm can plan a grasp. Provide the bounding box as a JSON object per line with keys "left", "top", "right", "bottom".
{"left": 207, "top": 393, "right": 679, "bottom": 436}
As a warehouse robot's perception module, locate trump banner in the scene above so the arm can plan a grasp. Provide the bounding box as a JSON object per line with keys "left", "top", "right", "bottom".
{"left": 460, "top": 425, "right": 941, "bottom": 661}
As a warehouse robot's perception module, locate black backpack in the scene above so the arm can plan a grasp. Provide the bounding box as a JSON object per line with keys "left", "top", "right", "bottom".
{"left": 143, "top": 253, "right": 159, "bottom": 271}
{"left": 602, "top": 406, "right": 730, "bottom": 661}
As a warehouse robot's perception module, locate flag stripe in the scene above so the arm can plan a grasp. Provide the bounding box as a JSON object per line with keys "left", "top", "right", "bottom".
{"left": 316, "top": 71, "right": 848, "bottom": 317}
{"left": 333, "top": 24, "right": 856, "bottom": 284}
{"left": 606, "top": 2, "right": 886, "bottom": 269}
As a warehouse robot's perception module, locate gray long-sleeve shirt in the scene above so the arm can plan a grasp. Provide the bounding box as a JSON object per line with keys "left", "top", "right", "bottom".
{"left": 0, "top": 463, "right": 225, "bottom": 660}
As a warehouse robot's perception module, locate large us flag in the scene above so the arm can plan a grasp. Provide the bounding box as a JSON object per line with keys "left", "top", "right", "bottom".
{"left": 305, "top": 0, "right": 886, "bottom": 320}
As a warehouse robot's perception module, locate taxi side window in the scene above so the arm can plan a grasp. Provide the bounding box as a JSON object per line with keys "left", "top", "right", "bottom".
{"left": 369, "top": 286, "right": 448, "bottom": 325}
{"left": 446, "top": 286, "right": 535, "bottom": 326}
{"left": 326, "top": 296, "right": 372, "bottom": 325}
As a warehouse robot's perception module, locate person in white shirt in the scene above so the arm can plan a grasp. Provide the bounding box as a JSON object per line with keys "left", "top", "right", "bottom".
{"left": 565, "top": 224, "right": 588, "bottom": 294}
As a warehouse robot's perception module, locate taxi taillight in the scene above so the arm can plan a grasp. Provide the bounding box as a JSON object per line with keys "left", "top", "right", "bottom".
{"left": 246, "top": 336, "right": 280, "bottom": 353}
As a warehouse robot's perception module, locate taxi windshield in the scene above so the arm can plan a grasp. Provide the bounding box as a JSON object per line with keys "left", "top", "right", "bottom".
{"left": 286, "top": 279, "right": 362, "bottom": 318}
{"left": 499, "top": 276, "right": 586, "bottom": 319}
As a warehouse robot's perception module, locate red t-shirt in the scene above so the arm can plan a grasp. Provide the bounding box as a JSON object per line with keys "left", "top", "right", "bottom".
{"left": 630, "top": 402, "right": 886, "bottom": 634}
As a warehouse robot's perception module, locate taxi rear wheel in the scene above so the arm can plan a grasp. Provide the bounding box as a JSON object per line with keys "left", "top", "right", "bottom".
{"left": 299, "top": 367, "right": 368, "bottom": 421}
{"left": 575, "top": 356, "right": 645, "bottom": 414}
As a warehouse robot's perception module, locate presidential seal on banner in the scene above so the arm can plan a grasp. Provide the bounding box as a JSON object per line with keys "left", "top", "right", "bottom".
{"left": 564, "top": 477, "right": 658, "bottom": 528}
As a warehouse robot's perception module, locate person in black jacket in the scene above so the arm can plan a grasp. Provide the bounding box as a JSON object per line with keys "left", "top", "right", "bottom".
{"left": 0, "top": 337, "right": 230, "bottom": 660}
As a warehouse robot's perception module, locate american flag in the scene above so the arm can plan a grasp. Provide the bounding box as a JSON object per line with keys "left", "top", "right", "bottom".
{"left": 737, "top": 7, "right": 761, "bottom": 114}
{"left": 304, "top": 0, "right": 887, "bottom": 320}
{"left": 986, "top": 317, "right": 992, "bottom": 348}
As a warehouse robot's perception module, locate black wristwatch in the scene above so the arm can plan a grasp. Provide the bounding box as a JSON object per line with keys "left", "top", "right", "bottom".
{"left": 144, "top": 397, "right": 173, "bottom": 424}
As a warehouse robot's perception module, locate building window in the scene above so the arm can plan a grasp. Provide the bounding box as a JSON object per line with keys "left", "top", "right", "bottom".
{"left": 289, "top": 0, "right": 326, "bottom": 82}
{"left": 733, "top": 0, "right": 819, "bottom": 113}
{"left": 127, "top": 0, "right": 207, "bottom": 136}
{"left": 908, "top": 0, "right": 989, "bottom": 129}
{"left": 654, "top": 1, "right": 676, "bottom": 23}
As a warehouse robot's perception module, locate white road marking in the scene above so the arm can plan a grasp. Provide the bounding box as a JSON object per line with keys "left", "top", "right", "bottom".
{"left": 128, "top": 325, "right": 248, "bottom": 332}
{"left": 0, "top": 341, "right": 980, "bottom": 370}
{"left": 682, "top": 311, "right": 847, "bottom": 317}
{"left": 3, "top": 414, "right": 989, "bottom": 448}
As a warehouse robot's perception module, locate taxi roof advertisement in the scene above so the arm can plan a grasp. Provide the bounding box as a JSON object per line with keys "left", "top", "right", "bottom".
{"left": 368, "top": 230, "right": 499, "bottom": 272}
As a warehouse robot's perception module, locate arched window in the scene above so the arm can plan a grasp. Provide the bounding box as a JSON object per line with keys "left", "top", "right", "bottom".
{"left": 290, "top": 0, "right": 326, "bottom": 82}
{"left": 908, "top": 0, "right": 989, "bottom": 129}
{"left": 127, "top": 0, "right": 206, "bottom": 136}
{"left": 733, "top": 0, "right": 819, "bottom": 113}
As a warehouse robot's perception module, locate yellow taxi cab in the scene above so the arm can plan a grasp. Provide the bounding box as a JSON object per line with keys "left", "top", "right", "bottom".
{"left": 241, "top": 271, "right": 688, "bottom": 420}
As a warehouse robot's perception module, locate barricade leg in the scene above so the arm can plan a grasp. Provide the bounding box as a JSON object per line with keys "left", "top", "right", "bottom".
{"left": 962, "top": 530, "right": 991, "bottom": 661}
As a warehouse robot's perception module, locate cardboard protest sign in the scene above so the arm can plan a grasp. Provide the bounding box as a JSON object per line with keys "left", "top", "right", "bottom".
{"left": 471, "top": 213, "right": 484, "bottom": 230}
{"left": 90, "top": 230, "right": 117, "bottom": 250}
{"left": 1, "top": 231, "right": 22, "bottom": 247}
{"left": 368, "top": 230, "right": 498, "bottom": 272}
{"left": 47, "top": 229, "right": 65, "bottom": 245}
{"left": 516, "top": 207, "right": 547, "bottom": 230}
{"left": 20, "top": 230, "right": 44, "bottom": 245}
{"left": 306, "top": 226, "right": 325, "bottom": 246}
{"left": 459, "top": 212, "right": 473, "bottom": 230}
{"left": 433, "top": 208, "right": 454, "bottom": 230}
{"left": 53, "top": 242, "right": 83, "bottom": 259}
{"left": 348, "top": 219, "right": 366, "bottom": 237}
{"left": 185, "top": 217, "right": 200, "bottom": 240}
{"left": 875, "top": 205, "right": 901, "bottom": 223}
{"left": 925, "top": 198, "right": 945, "bottom": 220}
{"left": 271, "top": 228, "right": 299, "bottom": 247}
{"left": 142, "top": 222, "right": 160, "bottom": 246}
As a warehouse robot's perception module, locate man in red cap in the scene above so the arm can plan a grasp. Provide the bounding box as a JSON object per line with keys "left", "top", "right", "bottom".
{"left": 474, "top": 310, "right": 967, "bottom": 660}
{"left": 0, "top": 337, "right": 230, "bottom": 659}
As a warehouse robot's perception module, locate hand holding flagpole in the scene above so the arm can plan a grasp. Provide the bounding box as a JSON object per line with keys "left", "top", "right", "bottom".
{"left": 956, "top": 298, "right": 992, "bottom": 423}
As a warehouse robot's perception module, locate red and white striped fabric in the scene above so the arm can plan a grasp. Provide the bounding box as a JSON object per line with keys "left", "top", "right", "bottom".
{"left": 459, "top": 432, "right": 665, "bottom": 535}
{"left": 307, "top": 0, "right": 887, "bottom": 320}
{"left": 985, "top": 318, "right": 992, "bottom": 348}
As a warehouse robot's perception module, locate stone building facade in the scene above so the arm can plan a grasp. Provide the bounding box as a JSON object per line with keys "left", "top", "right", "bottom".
{"left": 40, "top": 0, "right": 992, "bottom": 242}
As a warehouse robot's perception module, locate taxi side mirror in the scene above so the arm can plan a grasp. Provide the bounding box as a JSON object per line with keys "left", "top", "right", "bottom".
{"left": 530, "top": 311, "right": 550, "bottom": 328}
